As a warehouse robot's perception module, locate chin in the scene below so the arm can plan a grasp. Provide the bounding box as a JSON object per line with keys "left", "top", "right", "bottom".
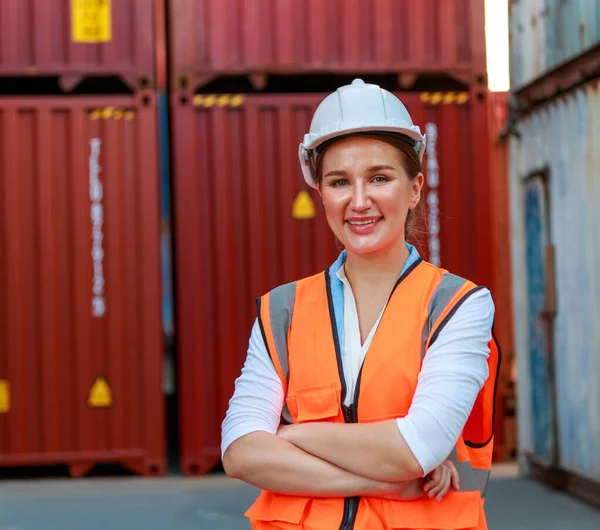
{"left": 343, "top": 239, "right": 390, "bottom": 256}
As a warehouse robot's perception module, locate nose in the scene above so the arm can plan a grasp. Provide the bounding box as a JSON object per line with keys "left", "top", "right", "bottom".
{"left": 350, "top": 181, "right": 372, "bottom": 211}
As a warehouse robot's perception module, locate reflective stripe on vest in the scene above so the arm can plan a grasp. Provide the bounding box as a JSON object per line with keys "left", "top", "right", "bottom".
{"left": 447, "top": 447, "right": 492, "bottom": 497}
{"left": 421, "top": 272, "right": 470, "bottom": 360}
{"left": 257, "top": 281, "right": 296, "bottom": 424}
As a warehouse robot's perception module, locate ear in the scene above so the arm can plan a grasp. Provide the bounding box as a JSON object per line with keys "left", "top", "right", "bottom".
{"left": 409, "top": 173, "right": 424, "bottom": 210}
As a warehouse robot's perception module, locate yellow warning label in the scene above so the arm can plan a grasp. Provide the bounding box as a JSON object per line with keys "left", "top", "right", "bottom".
{"left": 88, "top": 376, "right": 113, "bottom": 408}
{"left": 292, "top": 190, "right": 317, "bottom": 220}
{"left": 0, "top": 381, "right": 9, "bottom": 413}
{"left": 72, "top": 0, "right": 112, "bottom": 43}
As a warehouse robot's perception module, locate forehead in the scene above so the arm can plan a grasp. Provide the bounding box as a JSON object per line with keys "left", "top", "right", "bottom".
{"left": 322, "top": 136, "right": 403, "bottom": 168}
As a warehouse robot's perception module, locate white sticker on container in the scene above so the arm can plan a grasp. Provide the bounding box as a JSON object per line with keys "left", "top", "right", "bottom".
{"left": 426, "top": 123, "right": 441, "bottom": 267}
{"left": 89, "top": 138, "right": 106, "bottom": 317}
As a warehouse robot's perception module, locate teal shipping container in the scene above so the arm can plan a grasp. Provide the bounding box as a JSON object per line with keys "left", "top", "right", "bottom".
{"left": 509, "top": 0, "right": 600, "bottom": 90}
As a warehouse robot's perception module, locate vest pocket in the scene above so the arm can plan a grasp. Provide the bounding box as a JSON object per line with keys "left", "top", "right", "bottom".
{"left": 382, "top": 491, "right": 482, "bottom": 529}
{"left": 245, "top": 491, "right": 310, "bottom": 529}
{"left": 286, "top": 384, "right": 340, "bottom": 423}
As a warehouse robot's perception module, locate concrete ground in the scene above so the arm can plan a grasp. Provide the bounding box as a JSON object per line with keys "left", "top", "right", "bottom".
{"left": 1, "top": 463, "right": 599, "bottom": 529}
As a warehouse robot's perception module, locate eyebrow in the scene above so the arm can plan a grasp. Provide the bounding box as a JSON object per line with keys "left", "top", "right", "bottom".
{"left": 367, "top": 165, "right": 396, "bottom": 173}
{"left": 323, "top": 165, "right": 397, "bottom": 179}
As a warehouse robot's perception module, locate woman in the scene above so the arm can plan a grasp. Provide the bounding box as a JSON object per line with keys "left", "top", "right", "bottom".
{"left": 222, "top": 79, "right": 500, "bottom": 530}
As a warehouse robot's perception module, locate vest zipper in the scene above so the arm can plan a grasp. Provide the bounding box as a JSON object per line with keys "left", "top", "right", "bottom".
{"left": 324, "top": 269, "right": 358, "bottom": 529}
{"left": 339, "top": 495, "right": 360, "bottom": 530}
{"left": 326, "top": 259, "right": 424, "bottom": 530}
{"left": 339, "top": 402, "right": 359, "bottom": 530}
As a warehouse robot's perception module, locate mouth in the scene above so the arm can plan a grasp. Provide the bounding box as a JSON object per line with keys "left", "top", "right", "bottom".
{"left": 345, "top": 217, "right": 383, "bottom": 234}
{"left": 345, "top": 217, "right": 382, "bottom": 226}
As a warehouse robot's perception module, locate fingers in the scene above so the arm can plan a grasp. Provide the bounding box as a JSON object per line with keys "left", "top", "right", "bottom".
{"left": 435, "top": 466, "right": 451, "bottom": 501}
{"left": 448, "top": 461, "right": 461, "bottom": 491}
{"left": 426, "top": 465, "right": 450, "bottom": 501}
{"left": 423, "top": 472, "right": 437, "bottom": 493}
{"left": 423, "top": 459, "right": 463, "bottom": 501}
{"left": 423, "top": 476, "right": 432, "bottom": 492}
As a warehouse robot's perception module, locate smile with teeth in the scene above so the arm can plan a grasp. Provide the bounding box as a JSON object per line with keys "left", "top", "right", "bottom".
{"left": 347, "top": 219, "right": 381, "bottom": 225}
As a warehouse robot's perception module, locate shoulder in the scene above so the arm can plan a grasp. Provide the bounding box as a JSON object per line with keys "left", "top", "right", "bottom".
{"left": 258, "top": 270, "right": 326, "bottom": 301}
{"left": 430, "top": 287, "right": 495, "bottom": 347}
{"left": 411, "top": 260, "right": 458, "bottom": 290}
{"left": 422, "top": 261, "right": 494, "bottom": 298}
{"left": 418, "top": 260, "right": 446, "bottom": 275}
{"left": 260, "top": 250, "right": 347, "bottom": 300}
{"left": 421, "top": 263, "right": 495, "bottom": 336}
{"left": 455, "top": 287, "right": 495, "bottom": 318}
{"left": 435, "top": 265, "right": 496, "bottom": 321}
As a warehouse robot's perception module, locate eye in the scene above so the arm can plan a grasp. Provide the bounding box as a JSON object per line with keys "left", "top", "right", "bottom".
{"left": 329, "top": 178, "right": 350, "bottom": 187}
{"left": 372, "top": 175, "right": 390, "bottom": 183}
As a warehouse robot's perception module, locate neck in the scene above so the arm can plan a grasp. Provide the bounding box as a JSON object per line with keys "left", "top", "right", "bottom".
{"left": 344, "top": 240, "right": 410, "bottom": 289}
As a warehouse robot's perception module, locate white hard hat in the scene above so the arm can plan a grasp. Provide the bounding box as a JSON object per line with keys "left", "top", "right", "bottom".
{"left": 298, "top": 79, "right": 426, "bottom": 189}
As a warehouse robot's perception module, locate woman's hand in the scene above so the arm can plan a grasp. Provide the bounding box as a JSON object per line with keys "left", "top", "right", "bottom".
{"left": 377, "top": 460, "right": 459, "bottom": 501}
{"left": 374, "top": 459, "right": 459, "bottom": 502}
{"left": 373, "top": 478, "right": 426, "bottom": 500}
{"left": 423, "top": 460, "right": 460, "bottom": 501}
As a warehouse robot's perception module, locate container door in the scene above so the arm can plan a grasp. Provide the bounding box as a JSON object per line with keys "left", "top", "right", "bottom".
{"left": 523, "top": 173, "right": 558, "bottom": 466}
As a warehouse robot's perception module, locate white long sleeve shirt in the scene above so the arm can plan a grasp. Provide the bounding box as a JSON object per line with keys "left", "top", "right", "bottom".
{"left": 221, "top": 268, "right": 494, "bottom": 476}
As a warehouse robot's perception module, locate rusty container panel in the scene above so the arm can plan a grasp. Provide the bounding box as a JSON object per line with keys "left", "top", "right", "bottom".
{"left": 0, "top": 95, "right": 165, "bottom": 477}
{"left": 510, "top": 79, "right": 600, "bottom": 484}
{"left": 169, "top": 0, "right": 487, "bottom": 91}
{"left": 0, "top": 0, "right": 164, "bottom": 91}
{"left": 172, "top": 89, "right": 497, "bottom": 474}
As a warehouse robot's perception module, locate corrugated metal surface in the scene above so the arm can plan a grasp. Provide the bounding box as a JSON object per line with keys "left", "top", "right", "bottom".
{"left": 0, "top": 0, "right": 160, "bottom": 90}
{"left": 488, "top": 91, "right": 516, "bottom": 462}
{"left": 172, "top": 90, "right": 497, "bottom": 474}
{"left": 509, "top": 0, "right": 600, "bottom": 90}
{"left": 510, "top": 79, "right": 600, "bottom": 482}
{"left": 0, "top": 95, "right": 165, "bottom": 476}
{"left": 169, "top": 0, "right": 487, "bottom": 90}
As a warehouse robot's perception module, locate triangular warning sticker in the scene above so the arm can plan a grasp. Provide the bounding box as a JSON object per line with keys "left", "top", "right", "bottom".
{"left": 88, "top": 377, "right": 113, "bottom": 408}
{"left": 0, "top": 380, "right": 9, "bottom": 413}
{"left": 292, "top": 190, "right": 316, "bottom": 220}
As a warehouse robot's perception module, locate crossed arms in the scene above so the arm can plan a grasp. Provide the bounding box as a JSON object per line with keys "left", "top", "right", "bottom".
{"left": 224, "top": 420, "right": 425, "bottom": 499}
{"left": 222, "top": 289, "right": 493, "bottom": 499}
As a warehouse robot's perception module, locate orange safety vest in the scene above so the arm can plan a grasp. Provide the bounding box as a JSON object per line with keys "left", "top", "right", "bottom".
{"left": 246, "top": 258, "right": 501, "bottom": 530}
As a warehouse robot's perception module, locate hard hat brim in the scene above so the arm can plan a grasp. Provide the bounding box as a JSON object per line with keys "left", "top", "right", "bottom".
{"left": 299, "top": 126, "right": 426, "bottom": 189}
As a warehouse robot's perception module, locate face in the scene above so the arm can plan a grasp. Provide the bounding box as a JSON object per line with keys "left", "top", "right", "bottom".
{"left": 319, "top": 136, "right": 423, "bottom": 256}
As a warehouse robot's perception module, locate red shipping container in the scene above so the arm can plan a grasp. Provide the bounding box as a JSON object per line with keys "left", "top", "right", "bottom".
{"left": 169, "top": 0, "right": 488, "bottom": 91}
{"left": 171, "top": 88, "right": 497, "bottom": 475}
{"left": 0, "top": 95, "right": 165, "bottom": 477}
{"left": 488, "top": 92, "right": 512, "bottom": 359}
{"left": 0, "top": 0, "right": 166, "bottom": 91}
{"left": 487, "top": 91, "right": 516, "bottom": 462}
